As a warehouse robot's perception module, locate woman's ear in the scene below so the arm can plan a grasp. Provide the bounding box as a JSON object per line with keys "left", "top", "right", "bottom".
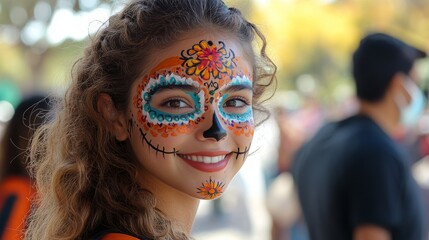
{"left": 97, "top": 93, "right": 129, "bottom": 141}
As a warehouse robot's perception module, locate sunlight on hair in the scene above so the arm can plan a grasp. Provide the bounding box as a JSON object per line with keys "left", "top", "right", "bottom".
{"left": 46, "top": 5, "right": 112, "bottom": 45}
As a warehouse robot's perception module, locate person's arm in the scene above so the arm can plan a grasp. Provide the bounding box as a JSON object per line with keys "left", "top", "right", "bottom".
{"left": 354, "top": 225, "right": 391, "bottom": 240}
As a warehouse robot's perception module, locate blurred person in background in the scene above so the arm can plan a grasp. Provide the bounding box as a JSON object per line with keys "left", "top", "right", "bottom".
{"left": 0, "top": 95, "right": 50, "bottom": 240}
{"left": 292, "top": 32, "right": 427, "bottom": 240}
{"left": 24, "top": 0, "right": 276, "bottom": 239}
{"left": 266, "top": 99, "right": 323, "bottom": 240}
{"left": 274, "top": 106, "right": 308, "bottom": 174}
{"left": 411, "top": 109, "right": 429, "bottom": 238}
{"left": 267, "top": 106, "right": 307, "bottom": 240}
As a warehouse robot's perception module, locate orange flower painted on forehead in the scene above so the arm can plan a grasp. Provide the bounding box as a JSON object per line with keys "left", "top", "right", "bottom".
{"left": 180, "top": 40, "right": 236, "bottom": 81}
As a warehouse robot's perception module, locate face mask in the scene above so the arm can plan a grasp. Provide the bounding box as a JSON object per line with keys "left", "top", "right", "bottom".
{"left": 395, "top": 77, "right": 427, "bottom": 127}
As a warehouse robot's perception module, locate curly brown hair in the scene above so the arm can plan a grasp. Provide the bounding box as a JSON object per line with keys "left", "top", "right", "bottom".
{"left": 26, "top": 0, "right": 276, "bottom": 239}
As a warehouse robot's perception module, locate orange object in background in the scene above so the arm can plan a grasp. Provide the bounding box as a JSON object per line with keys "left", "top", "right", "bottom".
{"left": 0, "top": 177, "right": 34, "bottom": 240}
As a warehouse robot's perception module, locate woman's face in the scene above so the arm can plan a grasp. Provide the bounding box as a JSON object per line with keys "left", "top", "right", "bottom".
{"left": 127, "top": 31, "right": 254, "bottom": 200}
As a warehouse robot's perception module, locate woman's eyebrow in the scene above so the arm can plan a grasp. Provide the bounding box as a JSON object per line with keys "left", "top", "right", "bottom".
{"left": 222, "top": 84, "right": 252, "bottom": 93}
{"left": 153, "top": 84, "right": 200, "bottom": 94}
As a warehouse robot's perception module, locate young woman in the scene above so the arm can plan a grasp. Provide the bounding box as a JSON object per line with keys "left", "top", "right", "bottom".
{"left": 26, "top": 0, "right": 276, "bottom": 239}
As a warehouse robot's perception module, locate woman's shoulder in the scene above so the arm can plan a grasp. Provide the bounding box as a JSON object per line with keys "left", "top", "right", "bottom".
{"left": 97, "top": 233, "right": 141, "bottom": 240}
{"left": 93, "top": 231, "right": 150, "bottom": 240}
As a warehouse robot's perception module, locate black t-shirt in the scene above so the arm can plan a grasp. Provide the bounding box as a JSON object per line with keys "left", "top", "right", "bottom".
{"left": 292, "top": 115, "right": 426, "bottom": 240}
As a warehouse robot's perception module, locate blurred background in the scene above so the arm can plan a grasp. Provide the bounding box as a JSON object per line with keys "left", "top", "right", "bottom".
{"left": 1, "top": 0, "right": 429, "bottom": 239}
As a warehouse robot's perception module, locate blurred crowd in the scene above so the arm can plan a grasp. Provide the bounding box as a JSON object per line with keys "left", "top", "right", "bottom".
{"left": 1, "top": 2, "right": 429, "bottom": 236}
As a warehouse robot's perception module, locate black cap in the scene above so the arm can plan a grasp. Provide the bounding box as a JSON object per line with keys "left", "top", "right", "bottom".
{"left": 352, "top": 32, "right": 427, "bottom": 101}
{"left": 355, "top": 32, "right": 426, "bottom": 74}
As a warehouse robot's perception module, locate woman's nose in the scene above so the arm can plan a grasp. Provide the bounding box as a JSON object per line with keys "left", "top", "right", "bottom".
{"left": 203, "top": 113, "right": 227, "bottom": 141}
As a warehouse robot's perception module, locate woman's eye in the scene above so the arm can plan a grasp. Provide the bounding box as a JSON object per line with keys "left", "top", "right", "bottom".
{"left": 163, "top": 99, "right": 191, "bottom": 108}
{"left": 223, "top": 98, "right": 249, "bottom": 108}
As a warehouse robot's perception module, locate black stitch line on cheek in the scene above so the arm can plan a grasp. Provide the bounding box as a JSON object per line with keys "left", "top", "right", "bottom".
{"left": 231, "top": 146, "right": 250, "bottom": 160}
{"left": 127, "top": 118, "right": 134, "bottom": 137}
{"left": 138, "top": 128, "right": 179, "bottom": 157}
{"left": 156, "top": 144, "right": 159, "bottom": 157}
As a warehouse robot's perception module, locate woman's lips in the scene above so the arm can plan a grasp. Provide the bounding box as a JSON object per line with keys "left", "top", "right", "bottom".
{"left": 178, "top": 152, "right": 231, "bottom": 172}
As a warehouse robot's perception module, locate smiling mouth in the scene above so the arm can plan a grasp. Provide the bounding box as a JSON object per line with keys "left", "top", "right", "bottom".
{"left": 178, "top": 154, "right": 227, "bottom": 164}
{"left": 178, "top": 153, "right": 231, "bottom": 172}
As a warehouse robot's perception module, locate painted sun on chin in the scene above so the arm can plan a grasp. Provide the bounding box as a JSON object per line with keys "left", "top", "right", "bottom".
{"left": 195, "top": 145, "right": 250, "bottom": 200}
{"left": 197, "top": 177, "right": 225, "bottom": 200}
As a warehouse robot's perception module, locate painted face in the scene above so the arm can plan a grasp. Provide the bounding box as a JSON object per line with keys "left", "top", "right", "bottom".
{"left": 128, "top": 33, "right": 254, "bottom": 200}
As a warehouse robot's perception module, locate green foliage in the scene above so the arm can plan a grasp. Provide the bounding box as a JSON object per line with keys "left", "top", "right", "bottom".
{"left": 250, "top": 0, "right": 429, "bottom": 103}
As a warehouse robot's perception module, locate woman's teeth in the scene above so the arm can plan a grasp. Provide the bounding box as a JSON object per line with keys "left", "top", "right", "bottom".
{"left": 179, "top": 155, "right": 227, "bottom": 164}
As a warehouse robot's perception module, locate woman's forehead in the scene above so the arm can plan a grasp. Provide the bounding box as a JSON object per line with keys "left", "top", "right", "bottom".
{"left": 141, "top": 33, "right": 253, "bottom": 81}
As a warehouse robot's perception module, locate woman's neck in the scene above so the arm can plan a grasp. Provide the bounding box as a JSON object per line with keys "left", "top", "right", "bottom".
{"left": 139, "top": 172, "right": 200, "bottom": 234}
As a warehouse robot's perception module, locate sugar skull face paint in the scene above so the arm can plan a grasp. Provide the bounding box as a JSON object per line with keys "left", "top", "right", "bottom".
{"left": 180, "top": 40, "right": 236, "bottom": 81}
{"left": 141, "top": 73, "right": 205, "bottom": 125}
{"left": 218, "top": 75, "right": 253, "bottom": 124}
{"left": 128, "top": 32, "right": 254, "bottom": 200}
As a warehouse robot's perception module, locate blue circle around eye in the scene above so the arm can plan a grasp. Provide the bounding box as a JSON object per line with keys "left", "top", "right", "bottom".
{"left": 142, "top": 79, "right": 203, "bottom": 125}
{"left": 142, "top": 74, "right": 204, "bottom": 124}
{"left": 160, "top": 76, "right": 166, "bottom": 85}
{"left": 218, "top": 93, "right": 253, "bottom": 123}
{"left": 217, "top": 75, "right": 253, "bottom": 123}
{"left": 143, "top": 92, "right": 150, "bottom": 101}
{"left": 144, "top": 104, "right": 150, "bottom": 111}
